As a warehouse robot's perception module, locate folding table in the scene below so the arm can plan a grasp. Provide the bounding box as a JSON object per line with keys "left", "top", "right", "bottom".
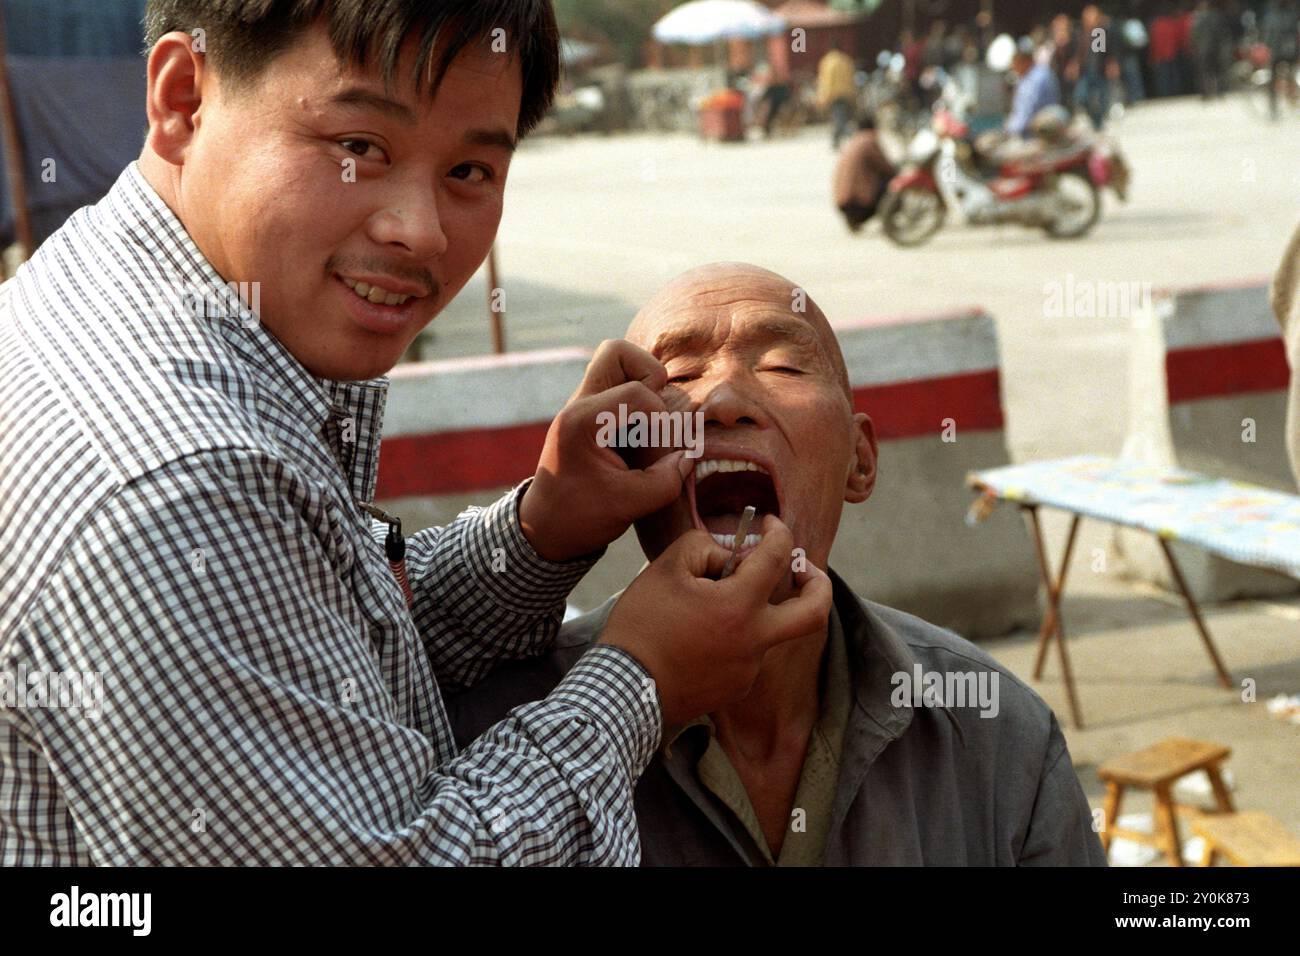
{"left": 967, "top": 455, "right": 1300, "bottom": 728}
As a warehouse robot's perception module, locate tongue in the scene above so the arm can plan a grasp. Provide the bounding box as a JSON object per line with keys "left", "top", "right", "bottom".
{"left": 703, "top": 511, "right": 763, "bottom": 535}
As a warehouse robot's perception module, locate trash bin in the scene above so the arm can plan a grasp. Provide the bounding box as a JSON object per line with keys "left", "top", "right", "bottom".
{"left": 698, "top": 90, "right": 745, "bottom": 142}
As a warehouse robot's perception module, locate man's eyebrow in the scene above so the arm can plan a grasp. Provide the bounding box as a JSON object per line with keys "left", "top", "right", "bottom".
{"left": 329, "top": 87, "right": 415, "bottom": 122}
{"left": 650, "top": 325, "right": 714, "bottom": 359}
{"left": 463, "top": 127, "right": 517, "bottom": 153}
{"left": 738, "top": 316, "right": 821, "bottom": 349}
{"left": 324, "top": 89, "right": 516, "bottom": 153}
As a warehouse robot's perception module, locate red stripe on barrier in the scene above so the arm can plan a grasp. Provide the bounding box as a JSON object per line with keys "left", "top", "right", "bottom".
{"left": 1165, "top": 338, "right": 1290, "bottom": 404}
{"left": 376, "top": 422, "right": 550, "bottom": 499}
{"left": 376, "top": 368, "right": 1005, "bottom": 497}
{"left": 854, "top": 369, "right": 1005, "bottom": 440}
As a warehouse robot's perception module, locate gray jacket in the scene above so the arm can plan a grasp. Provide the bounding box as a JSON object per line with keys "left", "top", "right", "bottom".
{"left": 448, "top": 571, "right": 1108, "bottom": 866}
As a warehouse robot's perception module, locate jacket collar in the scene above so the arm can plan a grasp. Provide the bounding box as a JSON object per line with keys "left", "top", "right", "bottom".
{"left": 825, "top": 568, "right": 967, "bottom": 836}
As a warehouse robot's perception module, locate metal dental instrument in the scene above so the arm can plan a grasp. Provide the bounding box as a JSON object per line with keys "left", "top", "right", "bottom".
{"left": 720, "top": 505, "right": 757, "bottom": 579}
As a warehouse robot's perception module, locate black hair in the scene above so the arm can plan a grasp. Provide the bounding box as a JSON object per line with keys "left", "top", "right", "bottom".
{"left": 143, "top": 0, "right": 560, "bottom": 137}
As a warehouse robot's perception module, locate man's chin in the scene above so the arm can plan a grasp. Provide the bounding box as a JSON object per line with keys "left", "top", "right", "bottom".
{"left": 297, "top": 342, "right": 408, "bottom": 382}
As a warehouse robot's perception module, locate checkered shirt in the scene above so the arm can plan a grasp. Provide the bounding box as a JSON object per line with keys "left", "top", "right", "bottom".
{"left": 0, "top": 163, "right": 660, "bottom": 865}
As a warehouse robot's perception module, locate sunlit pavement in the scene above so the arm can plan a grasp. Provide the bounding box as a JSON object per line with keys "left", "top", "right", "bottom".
{"left": 425, "top": 96, "right": 1300, "bottom": 857}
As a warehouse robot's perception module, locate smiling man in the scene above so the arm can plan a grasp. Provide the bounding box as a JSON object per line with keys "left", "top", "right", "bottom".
{"left": 0, "top": 3, "right": 833, "bottom": 865}
{"left": 451, "top": 263, "right": 1108, "bottom": 866}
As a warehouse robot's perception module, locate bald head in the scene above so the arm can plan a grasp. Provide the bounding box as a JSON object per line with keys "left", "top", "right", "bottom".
{"left": 628, "top": 262, "right": 851, "bottom": 401}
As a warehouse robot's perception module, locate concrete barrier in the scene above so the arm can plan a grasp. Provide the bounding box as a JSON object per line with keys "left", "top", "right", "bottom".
{"left": 828, "top": 308, "right": 1039, "bottom": 638}
{"left": 376, "top": 308, "right": 1039, "bottom": 639}
{"left": 1115, "top": 278, "right": 1299, "bottom": 600}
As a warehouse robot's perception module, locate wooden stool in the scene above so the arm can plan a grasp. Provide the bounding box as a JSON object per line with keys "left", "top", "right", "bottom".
{"left": 1191, "top": 812, "right": 1300, "bottom": 866}
{"left": 1097, "top": 737, "right": 1234, "bottom": 867}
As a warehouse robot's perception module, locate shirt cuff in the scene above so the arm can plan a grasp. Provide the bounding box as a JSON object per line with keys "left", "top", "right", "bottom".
{"left": 462, "top": 479, "right": 602, "bottom": 614}
{"left": 547, "top": 645, "right": 663, "bottom": 782}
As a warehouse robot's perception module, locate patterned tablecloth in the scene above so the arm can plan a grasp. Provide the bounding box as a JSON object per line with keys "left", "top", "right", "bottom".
{"left": 968, "top": 456, "right": 1300, "bottom": 581}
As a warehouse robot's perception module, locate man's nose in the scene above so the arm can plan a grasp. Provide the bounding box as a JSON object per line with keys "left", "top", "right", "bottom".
{"left": 366, "top": 180, "right": 449, "bottom": 261}
{"left": 697, "top": 377, "right": 767, "bottom": 430}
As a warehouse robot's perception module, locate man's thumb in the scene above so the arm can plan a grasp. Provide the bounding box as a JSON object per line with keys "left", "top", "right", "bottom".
{"left": 626, "top": 450, "right": 691, "bottom": 515}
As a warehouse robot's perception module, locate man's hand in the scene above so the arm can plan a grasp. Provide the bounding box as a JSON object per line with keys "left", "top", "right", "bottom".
{"left": 599, "top": 516, "right": 834, "bottom": 728}
{"left": 519, "top": 340, "right": 692, "bottom": 562}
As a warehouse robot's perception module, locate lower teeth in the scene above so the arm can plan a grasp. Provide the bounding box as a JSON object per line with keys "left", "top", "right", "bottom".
{"left": 710, "top": 532, "right": 762, "bottom": 549}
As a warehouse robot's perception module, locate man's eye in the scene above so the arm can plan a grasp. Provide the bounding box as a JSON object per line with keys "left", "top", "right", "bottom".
{"left": 340, "top": 139, "right": 384, "bottom": 161}
{"left": 449, "top": 163, "right": 492, "bottom": 184}
{"left": 763, "top": 366, "right": 804, "bottom": 375}
{"left": 666, "top": 372, "right": 698, "bottom": 385}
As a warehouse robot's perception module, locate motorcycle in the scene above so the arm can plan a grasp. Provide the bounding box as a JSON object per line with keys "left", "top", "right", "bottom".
{"left": 878, "top": 106, "right": 1130, "bottom": 246}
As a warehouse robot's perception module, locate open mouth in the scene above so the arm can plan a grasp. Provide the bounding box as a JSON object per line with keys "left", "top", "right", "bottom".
{"left": 687, "top": 457, "right": 782, "bottom": 552}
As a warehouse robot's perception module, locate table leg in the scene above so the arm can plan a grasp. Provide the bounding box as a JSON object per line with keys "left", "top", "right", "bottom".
{"left": 1156, "top": 537, "right": 1233, "bottom": 689}
{"left": 1033, "top": 514, "right": 1081, "bottom": 680}
{"left": 1025, "top": 506, "right": 1084, "bottom": 728}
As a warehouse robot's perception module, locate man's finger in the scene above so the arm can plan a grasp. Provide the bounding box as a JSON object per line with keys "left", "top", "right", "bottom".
{"left": 611, "top": 449, "right": 695, "bottom": 519}
{"left": 573, "top": 340, "right": 667, "bottom": 399}
{"left": 754, "top": 564, "right": 833, "bottom": 652}
{"left": 723, "top": 515, "right": 795, "bottom": 607}
{"left": 666, "top": 527, "right": 733, "bottom": 579}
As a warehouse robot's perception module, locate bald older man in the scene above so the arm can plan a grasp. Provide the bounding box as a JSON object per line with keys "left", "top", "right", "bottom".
{"left": 450, "top": 264, "right": 1105, "bottom": 866}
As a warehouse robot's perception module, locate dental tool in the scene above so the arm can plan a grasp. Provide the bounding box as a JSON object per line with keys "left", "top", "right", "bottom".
{"left": 720, "top": 505, "right": 757, "bottom": 579}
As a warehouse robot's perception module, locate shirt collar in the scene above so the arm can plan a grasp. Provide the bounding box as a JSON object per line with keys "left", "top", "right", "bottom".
{"left": 112, "top": 162, "right": 389, "bottom": 501}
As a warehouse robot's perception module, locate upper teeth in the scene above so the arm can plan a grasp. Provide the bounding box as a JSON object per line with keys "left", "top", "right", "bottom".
{"left": 694, "top": 459, "right": 769, "bottom": 481}
{"left": 342, "top": 277, "right": 412, "bottom": 307}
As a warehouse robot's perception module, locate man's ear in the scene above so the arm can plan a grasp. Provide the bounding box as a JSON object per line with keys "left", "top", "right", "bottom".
{"left": 145, "top": 31, "right": 208, "bottom": 166}
{"left": 844, "top": 411, "right": 878, "bottom": 504}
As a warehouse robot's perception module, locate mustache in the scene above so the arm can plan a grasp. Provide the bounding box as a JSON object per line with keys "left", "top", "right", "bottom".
{"left": 325, "top": 255, "right": 438, "bottom": 298}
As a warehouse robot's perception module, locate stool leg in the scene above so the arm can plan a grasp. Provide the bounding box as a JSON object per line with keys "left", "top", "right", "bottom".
{"left": 1100, "top": 781, "right": 1123, "bottom": 854}
{"left": 1198, "top": 839, "right": 1217, "bottom": 867}
{"left": 1206, "top": 764, "right": 1235, "bottom": 814}
{"left": 1155, "top": 784, "right": 1183, "bottom": 866}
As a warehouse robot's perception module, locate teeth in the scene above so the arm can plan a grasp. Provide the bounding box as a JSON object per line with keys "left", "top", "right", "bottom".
{"left": 341, "top": 276, "right": 411, "bottom": 307}
{"left": 710, "top": 532, "right": 763, "bottom": 550}
{"left": 693, "top": 459, "right": 769, "bottom": 482}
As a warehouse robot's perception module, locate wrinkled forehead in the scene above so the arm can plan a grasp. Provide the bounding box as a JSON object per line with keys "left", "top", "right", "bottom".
{"left": 628, "top": 268, "right": 851, "bottom": 396}
{"left": 639, "top": 307, "right": 823, "bottom": 366}
{"left": 630, "top": 274, "right": 821, "bottom": 352}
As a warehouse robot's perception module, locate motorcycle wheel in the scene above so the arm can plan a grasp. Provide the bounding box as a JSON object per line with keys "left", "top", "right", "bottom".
{"left": 1043, "top": 170, "right": 1101, "bottom": 239}
{"left": 880, "top": 186, "right": 946, "bottom": 247}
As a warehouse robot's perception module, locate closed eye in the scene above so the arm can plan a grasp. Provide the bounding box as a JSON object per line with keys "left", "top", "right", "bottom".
{"left": 762, "top": 366, "right": 805, "bottom": 375}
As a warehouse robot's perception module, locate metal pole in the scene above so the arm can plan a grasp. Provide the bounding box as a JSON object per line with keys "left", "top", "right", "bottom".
{"left": 485, "top": 244, "right": 505, "bottom": 355}
{"left": 0, "top": 3, "right": 35, "bottom": 262}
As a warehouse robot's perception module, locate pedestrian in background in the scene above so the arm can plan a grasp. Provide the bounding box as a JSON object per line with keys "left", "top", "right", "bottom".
{"left": 1263, "top": 0, "right": 1300, "bottom": 118}
{"left": 1068, "top": 5, "right": 1118, "bottom": 129}
{"left": 817, "top": 42, "right": 858, "bottom": 149}
{"left": 1119, "top": 10, "right": 1149, "bottom": 103}
{"left": 1150, "top": 2, "right": 1184, "bottom": 95}
{"left": 832, "top": 115, "right": 896, "bottom": 233}
{"left": 1191, "top": 0, "right": 1230, "bottom": 98}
